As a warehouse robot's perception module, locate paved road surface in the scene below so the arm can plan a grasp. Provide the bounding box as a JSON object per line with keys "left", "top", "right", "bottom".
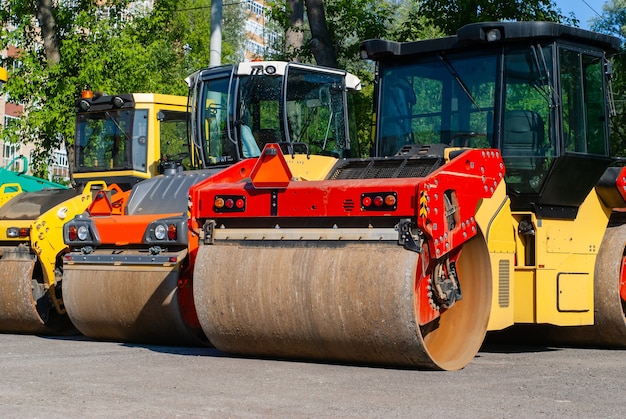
{"left": 0, "top": 334, "right": 624, "bottom": 418}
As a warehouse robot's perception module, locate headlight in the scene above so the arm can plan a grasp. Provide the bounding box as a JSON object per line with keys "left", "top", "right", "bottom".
{"left": 154, "top": 224, "right": 167, "bottom": 240}
{"left": 64, "top": 216, "right": 100, "bottom": 246}
{"left": 144, "top": 217, "right": 187, "bottom": 245}
{"left": 6, "top": 227, "right": 30, "bottom": 238}
{"left": 77, "top": 225, "right": 89, "bottom": 241}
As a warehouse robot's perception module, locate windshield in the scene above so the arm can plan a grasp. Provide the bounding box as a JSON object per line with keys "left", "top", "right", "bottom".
{"left": 236, "top": 74, "right": 284, "bottom": 158}
{"left": 377, "top": 52, "right": 497, "bottom": 157}
{"left": 158, "top": 110, "right": 190, "bottom": 169}
{"left": 197, "top": 64, "right": 358, "bottom": 162}
{"left": 197, "top": 72, "right": 287, "bottom": 164}
{"left": 75, "top": 109, "right": 148, "bottom": 173}
{"left": 198, "top": 74, "right": 238, "bottom": 165}
{"left": 285, "top": 67, "right": 355, "bottom": 158}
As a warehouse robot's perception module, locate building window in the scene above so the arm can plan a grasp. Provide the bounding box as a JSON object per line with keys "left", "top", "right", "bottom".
{"left": 50, "top": 148, "right": 70, "bottom": 179}
{"left": 246, "top": 0, "right": 267, "bottom": 19}
{"left": 3, "top": 115, "right": 18, "bottom": 128}
{"left": 2, "top": 142, "right": 19, "bottom": 167}
{"left": 245, "top": 40, "right": 265, "bottom": 58}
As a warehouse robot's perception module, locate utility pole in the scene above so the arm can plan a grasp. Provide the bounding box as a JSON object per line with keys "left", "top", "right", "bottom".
{"left": 210, "top": 0, "right": 223, "bottom": 66}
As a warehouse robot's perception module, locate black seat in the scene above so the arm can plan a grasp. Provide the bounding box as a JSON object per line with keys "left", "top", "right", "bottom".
{"left": 502, "top": 110, "right": 544, "bottom": 172}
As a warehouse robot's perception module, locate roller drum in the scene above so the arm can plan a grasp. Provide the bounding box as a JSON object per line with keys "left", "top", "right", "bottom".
{"left": 63, "top": 265, "right": 207, "bottom": 346}
{"left": 0, "top": 259, "right": 47, "bottom": 333}
{"left": 194, "top": 236, "right": 492, "bottom": 370}
{"left": 0, "top": 253, "right": 73, "bottom": 334}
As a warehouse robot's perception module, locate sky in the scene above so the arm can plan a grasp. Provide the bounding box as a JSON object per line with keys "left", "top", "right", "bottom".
{"left": 553, "top": 0, "right": 607, "bottom": 29}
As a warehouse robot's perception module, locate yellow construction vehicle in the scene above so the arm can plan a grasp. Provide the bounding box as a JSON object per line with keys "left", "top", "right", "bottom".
{"left": 61, "top": 61, "right": 362, "bottom": 345}
{"left": 0, "top": 66, "right": 7, "bottom": 84}
{"left": 188, "top": 22, "right": 624, "bottom": 370}
{"left": 0, "top": 92, "right": 188, "bottom": 333}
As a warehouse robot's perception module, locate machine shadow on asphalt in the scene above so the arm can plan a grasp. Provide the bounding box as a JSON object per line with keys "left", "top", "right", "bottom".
{"left": 37, "top": 333, "right": 566, "bottom": 363}
{"left": 121, "top": 344, "right": 225, "bottom": 357}
{"left": 479, "top": 342, "right": 560, "bottom": 354}
{"left": 37, "top": 334, "right": 222, "bottom": 357}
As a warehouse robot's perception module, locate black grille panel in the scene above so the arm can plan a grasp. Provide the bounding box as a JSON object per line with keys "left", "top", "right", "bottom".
{"left": 329, "top": 157, "right": 444, "bottom": 180}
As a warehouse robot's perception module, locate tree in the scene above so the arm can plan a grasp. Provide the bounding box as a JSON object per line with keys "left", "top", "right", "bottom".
{"left": 272, "top": 0, "right": 394, "bottom": 69}
{"left": 419, "top": 0, "right": 577, "bottom": 35}
{"left": 304, "top": 0, "right": 337, "bottom": 67}
{"left": 0, "top": 0, "right": 243, "bottom": 177}
{"left": 284, "top": 0, "right": 305, "bottom": 60}
{"left": 590, "top": 0, "right": 626, "bottom": 156}
{"left": 590, "top": 0, "right": 626, "bottom": 44}
{"left": 387, "top": 1, "right": 445, "bottom": 42}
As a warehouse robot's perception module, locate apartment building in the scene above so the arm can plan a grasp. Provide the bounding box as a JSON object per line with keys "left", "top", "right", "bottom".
{"left": 243, "top": 0, "right": 279, "bottom": 61}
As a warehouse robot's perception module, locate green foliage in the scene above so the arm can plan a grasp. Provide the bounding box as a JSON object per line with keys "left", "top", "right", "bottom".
{"left": 590, "top": 0, "right": 626, "bottom": 44}
{"left": 590, "top": 1, "right": 626, "bottom": 157}
{"left": 419, "top": 0, "right": 578, "bottom": 36}
{"left": 269, "top": 0, "right": 393, "bottom": 68}
{"left": 388, "top": 1, "right": 445, "bottom": 42}
{"left": 0, "top": 0, "right": 243, "bottom": 175}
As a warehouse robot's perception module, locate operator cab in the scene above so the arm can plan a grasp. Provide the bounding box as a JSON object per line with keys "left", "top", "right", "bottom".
{"left": 187, "top": 61, "right": 362, "bottom": 165}
{"left": 362, "top": 21, "right": 620, "bottom": 217}
{"left": 74, "top": 92, "right": 189, "bottom": 190}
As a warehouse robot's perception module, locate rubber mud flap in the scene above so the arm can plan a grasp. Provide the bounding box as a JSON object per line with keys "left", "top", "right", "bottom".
{"left": 63, "top": 264, "right": 207, "bottom": 346}
{"left": 193, "top": 236, "right": 492, "bottom": 370}
{"left": 0, "top": 259, "right": 49, "bottom": 333}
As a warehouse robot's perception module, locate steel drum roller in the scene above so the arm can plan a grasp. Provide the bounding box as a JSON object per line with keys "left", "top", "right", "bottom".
{"left": 194, "top": 235, "right": 491, "bottom": 370}
{"left": 63, "top": 264, "right": 206, "bottom": 346}
{"left": 0, "top": 258, "right": 48, "bottom": 333}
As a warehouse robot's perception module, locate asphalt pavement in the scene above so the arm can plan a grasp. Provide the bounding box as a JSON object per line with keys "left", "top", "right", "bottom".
{"left": 0, "top": 334, "right": 624, "bottom": 418}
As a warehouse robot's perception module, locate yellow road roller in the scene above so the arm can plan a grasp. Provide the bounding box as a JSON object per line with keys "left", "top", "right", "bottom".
{"left": 188, "top": 22, "right": 624, "bottom": 370}
{"left": 0, "top": 92, "right": 188, "bottom": 333}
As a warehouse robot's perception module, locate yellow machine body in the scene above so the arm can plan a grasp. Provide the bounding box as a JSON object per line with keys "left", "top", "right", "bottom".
{"left": 510, "top": 192, "right": 610, "bottom": 326}
{"left": 285, "top": 154, "right": 338, "bottom": 180}
{"left": 481, "top": 187, "right": 612, "bottom": 331}
{"left": 0, "top": 184, "right": 22, "bottom": 207}
{"left": 30, "top": 182, "right": 105, "bottom": 306}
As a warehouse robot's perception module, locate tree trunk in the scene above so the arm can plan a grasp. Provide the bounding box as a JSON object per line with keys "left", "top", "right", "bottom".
{"left": 285, "top": 0, "right": 304, "bottom": 61}
{"left": 35, "top": 0, "right": 60, "bottom": 66}
{"left": 304, "top": 0, "right": 338, "bottom": 68}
